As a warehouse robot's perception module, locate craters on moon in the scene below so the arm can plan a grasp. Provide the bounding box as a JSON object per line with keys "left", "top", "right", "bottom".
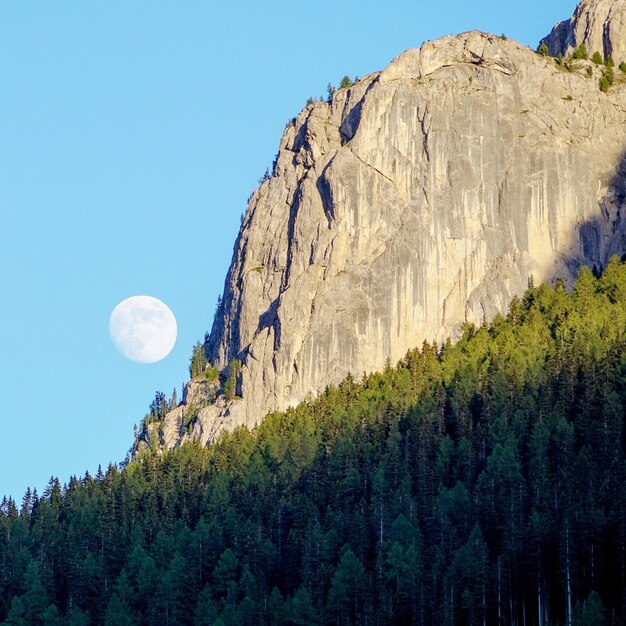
{"left": 109, "top": 295, "right": 177, "bottom": 363}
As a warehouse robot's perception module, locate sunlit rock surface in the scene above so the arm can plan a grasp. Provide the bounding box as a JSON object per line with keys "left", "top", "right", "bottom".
{"left": 541, "top": 0, "right": 626, "bottom": 64}
{"left": 136, "top": 13, "right": 626, "bottom": 453}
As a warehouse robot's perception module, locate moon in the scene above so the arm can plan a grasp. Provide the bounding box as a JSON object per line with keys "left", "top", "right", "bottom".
{"left": 109, "top": 296, "right": 177, "bottom": 363}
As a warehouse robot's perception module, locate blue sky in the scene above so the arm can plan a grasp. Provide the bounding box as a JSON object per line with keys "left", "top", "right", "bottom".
{"left": 0, "top": 0, "right": 578, "bottom": 500}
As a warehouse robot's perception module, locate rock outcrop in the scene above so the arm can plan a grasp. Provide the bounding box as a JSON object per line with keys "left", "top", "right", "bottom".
{"left": 541, "top": 0, "right": 626, "bottom": 63}
{"left": 136, "top": 3, "right": 626, "bottom": 453}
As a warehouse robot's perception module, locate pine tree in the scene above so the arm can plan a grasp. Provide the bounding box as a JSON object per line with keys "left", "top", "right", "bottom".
{"left": 104, "top": 593, "right": 134, "bottom": 626}
{"left": 289, "top": 587, "right": 319, "bottom": 625}
{"left": 22, "top": 561, "right": 48, "bottom": 625}
{"left": 67, "top": 607, "right": 90, "bottom": 626}
{"left": 189, "top": 342, "right": 208, "bottom": 378}
{"left": 194, "top": 584, "right": 218, "bottom": 626}
{"left": 41, "top": 605, "right": 62, "bottom": 626}
{"left": 572, "top": 590, "right": 606, "bottom": 626}
{"left": 327, "top": 548, "right": 368, "bottom": 625}
{"left": 213, "top": 548, "right": 239, "bottom": 602}
{"left": 2, "top": 597, "right": 26, "bottom": 626}
{"left": 224, "top": 360, "right": 242, "bottom": 400}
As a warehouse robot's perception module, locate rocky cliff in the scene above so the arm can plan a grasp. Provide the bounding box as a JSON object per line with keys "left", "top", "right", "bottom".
{"left": 136, "top": 3, "right": 626, "bottom": 453}
{"left": 541, "top": 0, "right": 626, "bottom": 63}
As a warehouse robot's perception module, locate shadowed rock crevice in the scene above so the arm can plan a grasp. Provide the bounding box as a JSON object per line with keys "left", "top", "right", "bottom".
{"left": 339, "top": 78, "right": 378, "bottom": 144}
{"left": 316, "top": 160, "right": 336, "bottom": 226}
{"left": 572, "top": 146, "right": 626, "bottom": 274}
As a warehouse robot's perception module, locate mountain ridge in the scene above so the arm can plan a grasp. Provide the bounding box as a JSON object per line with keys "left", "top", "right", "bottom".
{"left": 541, "top": 0, "right": 626, "bottom": 63}
{"left": 136, "top": 3, "right": 626, "bottom": 455}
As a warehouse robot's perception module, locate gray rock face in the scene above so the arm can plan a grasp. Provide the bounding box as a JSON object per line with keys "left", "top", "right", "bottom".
{"left": 136, "top": 23, "right": 626, "bottom": 453}
{"left": 541, "top": 0, "right": 626, "bottom": 63}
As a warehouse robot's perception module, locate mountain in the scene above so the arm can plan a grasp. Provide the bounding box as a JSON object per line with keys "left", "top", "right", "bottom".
{"left": 541, "top": 0, "right": 626, "bottom": 64}
{"left": 136, "top": 2, "right": 626, "bottom": 454}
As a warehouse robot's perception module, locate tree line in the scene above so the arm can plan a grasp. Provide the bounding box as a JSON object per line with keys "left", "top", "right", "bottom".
{"left": 1, "top": 259, "right": 626, "bottom": 625}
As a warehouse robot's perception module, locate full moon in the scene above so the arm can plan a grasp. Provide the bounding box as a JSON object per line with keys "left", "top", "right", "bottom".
{"left": 109, "top": 296, "right": 177, "bottom": 363}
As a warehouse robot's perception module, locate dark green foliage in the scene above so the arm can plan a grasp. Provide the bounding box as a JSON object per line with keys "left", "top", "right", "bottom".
{"left": 149, "top": 390, "right": 168, "bottom": 421}
{"left": 194, "top": 584, "right": 218, "bottom": 625}
{"left": 327, "top": 548, "right": 367, "bottom": 625}
{"left": 258, "top": 167, "right": 271, "bottom": 185}
{"left": 2, "top": 260, "right": 626, "bottom": 624}
{"left": 104, "top": 593, "right": 134, "bottom": 626}
{"left": 573, "top": 43, "right": 588, "bottom": 59}
{"left": 3, "top": 597, "right": 26, "bottom": 626}
{"left": 600, "top": 64, "right": 614, "bottom": 92}
{"left": 537, "top": 42, "right": 549, "bottom": 56}
{"left": 41, "top": 605, "right": 62, "bottom": 626}
{"left": 213, "top": 295, "right": 222, "bottom": 326}
{"left": 592, "top": 51, "right": 604, "bottom": 64}
{"left": 620, "top": 61, "right": 626, "bottom": 73}
{"left": 289, "top": 587, "right": 318, "bottom": 625}
{"left": 22, "top": 561, "right": 49, "bottom": 624}
{"left": 190, "top": 341, "right": 219, "bottom": 384}
{"left": 223, "top": 359, "right": 242, "bottom": 400}
{"left": 189, "top": 341, "right": 208, "bottom": 378}
{"left": 572, "top": 591, "right": 606, "bottom": 626}
{"left": 67, "top": 607, "right": 90, "bottom": 626}
{"left": 339, "top": 75, "right": 352, "bottom": 89}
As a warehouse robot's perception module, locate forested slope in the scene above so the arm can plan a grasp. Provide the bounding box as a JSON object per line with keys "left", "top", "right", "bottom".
{"left": 2, "top": 260, "right": 626, "bottom": 625}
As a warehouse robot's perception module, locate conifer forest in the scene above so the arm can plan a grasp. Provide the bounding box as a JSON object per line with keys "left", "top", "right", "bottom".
{"left": 2, "top": 260, "right": 626, "bottom": 625}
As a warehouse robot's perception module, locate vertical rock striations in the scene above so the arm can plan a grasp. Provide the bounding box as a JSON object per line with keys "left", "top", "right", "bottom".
{"left": 541, "top": 0, "right": 626, "bottom": 63}
{"left": 137, "top": 15, "right": 626, "bottom": 453}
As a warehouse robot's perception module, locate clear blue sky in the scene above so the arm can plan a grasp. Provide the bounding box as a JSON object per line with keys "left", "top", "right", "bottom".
{"left": 0, "top": 0, "right": 578, "bottom": 500}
